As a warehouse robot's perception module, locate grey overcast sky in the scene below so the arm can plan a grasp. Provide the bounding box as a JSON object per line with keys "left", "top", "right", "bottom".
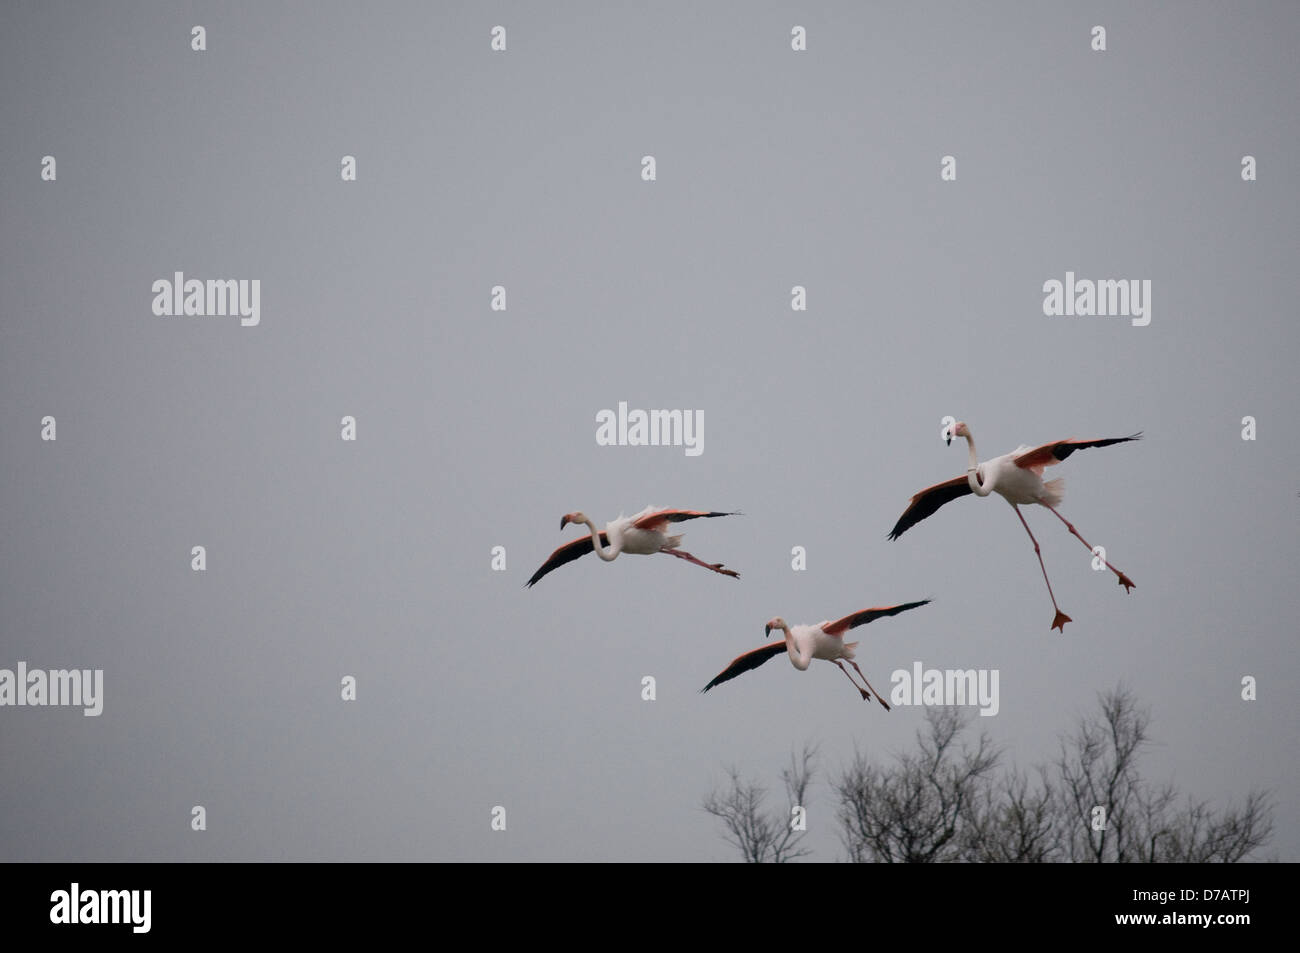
{"left": 1, "top": 2, "right": 1297, "bottom": 862}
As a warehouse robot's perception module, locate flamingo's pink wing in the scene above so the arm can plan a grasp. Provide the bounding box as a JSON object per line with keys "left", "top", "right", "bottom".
{"left": 823, "top": 600, "right": 931, "bottom": 636}
{"left": 1014, "top": 433, "right": 1142, "bottom": 471}
{"left": 700, "top": 642, "right": 788, "bottom": 693}
{"left": 633, "top": 508, "right": 740, "bottom": 531}
{"left": 525, "top": 533, "right": 610, "bottom": 588}
{"left": 888, "top": 476, "right": 972, "bottom": 541}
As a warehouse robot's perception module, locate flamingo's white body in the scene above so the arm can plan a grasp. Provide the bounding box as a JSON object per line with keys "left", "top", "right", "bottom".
{"left": 701, "top": 601, "right": 930, "bottom": 708}
{"left": 962, "top": 446, "right": 1065, "bottom": 507}
{"left": 889, "top": 421, "right": 1139, "bottom": 632}
{"left": 585, "top": 508, "right": 678, "bottom": 558}
{"left": 781, "top": 622, "right": 851, "bottom": 670}
{"left": 526, "top": 505, "right": 739, "bottom": 587}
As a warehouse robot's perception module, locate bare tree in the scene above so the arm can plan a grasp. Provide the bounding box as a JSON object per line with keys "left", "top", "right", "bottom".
{"left": 707, "top": 687, "right": 1274, "bottom": 863}
{"left": 1056, "top": 686, "right": 1273, "bottom": 863}
{"left": 835, "top": 708, "right": 1000, "bottom": 862}
{"left": 1057, "top": 685, "right": 1154, "bottom": 861}
{"left": 702, "top": 745, "right": 817, "bottom": 862}
{"left": 1157, "top": 791, "right": 1274, "bottom": 862}
{"left": 962, "top": 765, "right": 1060, "bottom": 862}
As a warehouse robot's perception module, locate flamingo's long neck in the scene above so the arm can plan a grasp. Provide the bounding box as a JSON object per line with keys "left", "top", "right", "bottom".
{"left": 582, "top": 518, "right": 619, "bottom": 561}
{"left": 781, "top": 625, "right": 811, "bottom": 671}
{"left": 962, "top": 432, "right": 994, "bottom": 497}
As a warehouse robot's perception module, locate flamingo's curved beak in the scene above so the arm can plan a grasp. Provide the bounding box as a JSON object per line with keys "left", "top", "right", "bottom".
{"left": 945, "top": 431, "right": 953, "bottom": 446}
{"left": 764, "top": 623, "right": 773, "bottom": 638}
{"left": 560, "top": 516, "right": 571, "bottom": 530}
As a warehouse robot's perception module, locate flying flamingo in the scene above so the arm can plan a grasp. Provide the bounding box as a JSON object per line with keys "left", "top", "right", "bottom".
{"left": 888, "top": 421, "right": 1139, "bottom": 632}
{"left": 700, "top": 601, "right": 930, "bottom": 708}
{"left": 525, "top": 506, "right": 740, "bottom": 588}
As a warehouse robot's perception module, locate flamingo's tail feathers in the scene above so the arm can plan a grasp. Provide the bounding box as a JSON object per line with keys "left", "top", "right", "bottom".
{"left": 1042, "top": 477, "right": 1065, "bottom": 507}
{"left": 843, "top": 641, "right": 859, "bottom": 659}
{"left": 663, "top": 534, "right": 684, "bottom": 549}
